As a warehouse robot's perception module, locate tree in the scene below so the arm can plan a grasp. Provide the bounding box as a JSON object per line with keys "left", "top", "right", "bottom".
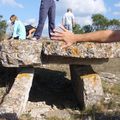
{"left": 73, "top": 14, "right": 120, "bottom": 34}
{"left": 82, "top": 25, "right": 94, "bottom": 33}
{"left": 109, "top": 19, "right": 120, "bottom": 30}
{"left": 0, "top": 15, "right": 7, "bottom": 41}
{"left": 73, "top": 24, "right": 83, "bottom": 34}
{"left": 92, "top": 14, "right": 109, "bottom": 31}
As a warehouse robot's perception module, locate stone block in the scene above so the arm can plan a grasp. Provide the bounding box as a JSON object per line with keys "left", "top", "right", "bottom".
{"left": 70, "top": 65, "right": 104, "bottom": 109}
{"left": 0, "top": 68, "right": 34, "bottom": 119}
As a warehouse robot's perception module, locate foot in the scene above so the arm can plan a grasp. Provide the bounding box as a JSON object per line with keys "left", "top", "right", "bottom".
{"left": 26, "top": 35, "right": 32, "bottom": 39}
{"left": 30, "top": 37, "right": 38, "bottom": 41}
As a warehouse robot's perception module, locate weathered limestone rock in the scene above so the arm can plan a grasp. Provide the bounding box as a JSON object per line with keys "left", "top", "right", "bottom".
{"left": 0, "top": 39, "right": 119, "bottom": 112}
{"left": 0, "top": 68, "right": 34, "bottom": 120}
{"left": 0, "top": 88, "right": 6, "bottom": 104}
{"left": 70, "top": 65, "right": 104, "bottom": 109}
{"left": 0, "top": 40, "right": 120, "bottom": 67}
{"left": 0, "top": 40, "right": 42, "bottom": 67}
{"left": 43, "top": 41, "right": 120, "bottom": 58}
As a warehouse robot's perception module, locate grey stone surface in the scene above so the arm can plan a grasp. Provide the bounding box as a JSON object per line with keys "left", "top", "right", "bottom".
{"left": 43, "top": 41, "right": 120, "bottom": 58}
{"left": 44, "top": 110, "right": 71, "bottom": 120}
{"left": 0, "top": 40, "right": 119, "bottom": 116}
{"left": 0, "top": 68, "right": 34, "bottom": 119}
{"left": 0, "top": 40, "right": 120, "bottom": 67}
{"left": 0, "top": 40, "right": 42, "bottom": 67}
{"left": 0, "top": 88, "right": 6, "bottom": 104}
{"left": 70, "top": 65, "right": 104, "bottom": 109}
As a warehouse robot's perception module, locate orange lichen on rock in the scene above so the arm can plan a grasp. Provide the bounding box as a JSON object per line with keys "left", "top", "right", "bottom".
{"left": 81, "top": 74, "right": 100, "bottom": 86}
{"left": 71, "top": 47, "right": 80, "bottom": 56}
{"left": 16, "top": 73, "right": 31, "bottom": 80}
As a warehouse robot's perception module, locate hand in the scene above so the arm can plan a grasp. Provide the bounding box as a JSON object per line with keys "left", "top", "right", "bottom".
{"left": 51, "top": 25, "right": 76, "bottom": 48}
{"left": 8, "top": 36, "right": 12, "bottom": 40}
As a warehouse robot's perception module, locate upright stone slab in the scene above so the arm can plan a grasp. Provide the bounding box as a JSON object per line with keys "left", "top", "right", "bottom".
{"left": 70, "top": 65, "right": 104, "bottom": 109}
{"left": 0, "top": 68, "right": 34, "bottom": 120}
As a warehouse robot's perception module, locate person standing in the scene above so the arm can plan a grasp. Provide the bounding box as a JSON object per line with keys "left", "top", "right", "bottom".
{"left": 32, "top": 0, "right": 59, "bottom": 40}
{"left": 62, "top": 8, "right": 75, "bottom": 32}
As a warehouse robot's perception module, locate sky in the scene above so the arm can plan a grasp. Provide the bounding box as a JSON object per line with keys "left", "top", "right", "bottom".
{"left": 0, "top": 0, "right": 120, "bottom": 36}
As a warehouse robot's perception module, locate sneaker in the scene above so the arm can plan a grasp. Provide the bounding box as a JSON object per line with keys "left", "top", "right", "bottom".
{"left": 30, "top": 37, "right": 38, "bottom": 41}
{"left": 26, "top": 35, "right": 32, "bottom": 39}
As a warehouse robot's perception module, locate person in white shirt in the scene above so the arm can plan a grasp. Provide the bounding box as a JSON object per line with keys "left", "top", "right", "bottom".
{"left": 62, "top": 8, "right": 75, "bottom": 32}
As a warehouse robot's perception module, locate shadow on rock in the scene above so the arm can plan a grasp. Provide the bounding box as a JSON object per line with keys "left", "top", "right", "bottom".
{"left": 0, "top": 67, "right": 18, "bottom": 90}
{"left": 94, "top": 113, "right": 120, "bottom": 120}
{"left": 29, "top": 68, "right": 80, "bottom": 109}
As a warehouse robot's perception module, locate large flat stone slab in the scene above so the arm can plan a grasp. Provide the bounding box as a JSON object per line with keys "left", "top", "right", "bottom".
{"left": 43, "top": 41, "right": 120, "bottom": 58}
{"left": 0, "top": 40, "right": 120, "bottom": 67}
{"left": 0, "top": 68, "right": 34, "bottom": 120}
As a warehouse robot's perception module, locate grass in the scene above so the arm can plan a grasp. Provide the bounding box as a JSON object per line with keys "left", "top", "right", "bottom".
{"left": 0, "top": 88, "right": 6, "bottom": 104}
{"left": 101, "top": 80, "right": 120, "bottom": 111}
{"left": 102, "top": 80, "right": 120, "bottom": 95}
{"left": 46, "top": 117, "right": 64, "bottom": 120}
{"left": 46, "top": 116, "right": 81, "bottom": 120}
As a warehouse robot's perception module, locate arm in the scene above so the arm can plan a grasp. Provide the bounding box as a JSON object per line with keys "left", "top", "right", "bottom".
{"left": 62, "top": 18, "right": 64, "bottom": 26}
{"left": 27, "top": 28, "right": 36, "bottom": 38}
{"left": 12, "top": 21, "right": 19, "bottom": 38}
{"left": 72, "top": 14, "right": 75, "bottom": 26}
{"left": 29, "top": 28, "right": 36, "bottom": 35}
{"left": 62, "top": 15, "right": 66, "bottom": 26}
{"left": 51, "top": 26, "right": 120, "bottom": 48}
{"left": 75, "top": 30, "right": 120, "bottom": 42}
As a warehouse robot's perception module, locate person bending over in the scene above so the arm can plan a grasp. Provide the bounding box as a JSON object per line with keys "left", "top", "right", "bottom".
{"left": 10, "top": 15, "right": 26, "bottom": 40}
{"left": 25, "top": 25, "right": 36, "bottom": 39}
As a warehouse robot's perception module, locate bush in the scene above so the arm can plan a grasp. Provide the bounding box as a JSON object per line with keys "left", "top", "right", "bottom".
{"left": 0, "top": 15, "right": 7, "bottom": 41}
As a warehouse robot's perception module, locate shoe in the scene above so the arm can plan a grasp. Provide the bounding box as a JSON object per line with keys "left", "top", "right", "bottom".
{"left": 30, "top": 37, "right": 38, "bottom": 41}
{"left": 26, "top": 35, "right": 32, "bottom": 39}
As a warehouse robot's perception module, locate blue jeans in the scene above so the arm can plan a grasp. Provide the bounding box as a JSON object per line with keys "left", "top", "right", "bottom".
{"left": 34, "top": 0, "right": 56, "bottom": 39}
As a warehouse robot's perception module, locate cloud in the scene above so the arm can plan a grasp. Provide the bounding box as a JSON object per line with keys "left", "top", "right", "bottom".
{"left": 113, "top": 11, "right": 120, "bottom": 16}
{"left": 114, "top": 2, "right": 120, "bottom": 7}
{"left": 0, "top": 0, "right": 24, "bottom": 8}
{"left": 56, "top": 0, "right": 106, "bottom": 25}
{"left": 76, "top": 16, "right": 92, "bottom": 26}
{"left": 24, "top": 18, "right": 37, "bottom": 27}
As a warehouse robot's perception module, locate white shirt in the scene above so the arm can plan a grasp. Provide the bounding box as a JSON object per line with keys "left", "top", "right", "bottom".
{"left": 63, "top": 11, "right": 74, "bottom": 25}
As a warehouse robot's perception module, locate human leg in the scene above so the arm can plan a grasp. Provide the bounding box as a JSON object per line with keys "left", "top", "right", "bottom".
{"left": 48, "top": 0, "right": 56, "bottom": 38}
{"left": 34, "top": 0, "right": 49, "bottom": 39}
{"left": 68, "top": 24, "right": 73, "bottom": 32}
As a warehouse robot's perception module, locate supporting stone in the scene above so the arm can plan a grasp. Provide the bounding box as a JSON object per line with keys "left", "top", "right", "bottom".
{"left": 70, "top": 65, "right": 104, "bottom": 109}
{"left": 0, "top": 68, "right": 34, "bottom": 120}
